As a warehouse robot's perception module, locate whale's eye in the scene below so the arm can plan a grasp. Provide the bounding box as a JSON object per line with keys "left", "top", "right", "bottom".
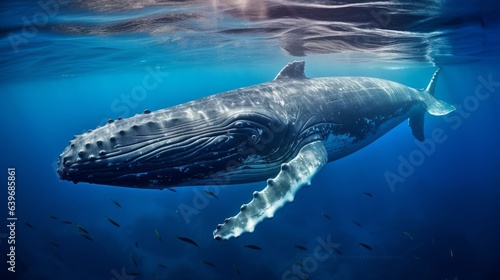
{"left": 248, "top": 134, "right": 259, "bottom": 145}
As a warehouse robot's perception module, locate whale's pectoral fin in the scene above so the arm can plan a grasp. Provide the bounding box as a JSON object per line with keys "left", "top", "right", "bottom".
{"left": 409, "top": 113, "right": 425, "bottom": 142}
{"left": 213, "top": 141, "right": 328, "bottom": 240}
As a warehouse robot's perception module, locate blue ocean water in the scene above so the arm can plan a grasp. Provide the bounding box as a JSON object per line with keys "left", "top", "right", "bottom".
{"left": 1, "top": 0, "right": 500, "bottom": 279}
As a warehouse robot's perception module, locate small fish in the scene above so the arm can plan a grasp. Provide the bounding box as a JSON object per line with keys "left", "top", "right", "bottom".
{"left": 204, "top": 190, "right": 219, "bottom": 199}
{"left": 126, "top": 272, "right": 141, "bottom": 276}
{"left": 104, "top": 216, "right": 120, "bottom": 227}
{"left": 359, "top": 242, "right": 373, "bottom": 251}
{"left": 130, "top": 252, "right": 138, "bottom": 267}
{"left": 23, "top": 221, "right": 35, "bottom": 230}
{"left": 450, "top": 249, "right": 453, "bottom": 258}
{"left": 154, "top": 228, "right": 162, "bottom": 242}
{"left": 111, "top": 199, "right": 122, "bottom": 208}
{"left": 431, "top": 237, "right": 435, "bottom": 244}
{"left": 244, "top": 244, "right": 261, "bottom": 250}
{"left": 61, "top": 220, "right": 73, "bottom": 224}
{"left": 202, "top": 260, "right": 217, "bottom": 267}
{"left": 295, "top": 245, "right": 308, "bottom": 251}
{"left": 49, "top": 215, "right": 59, "bottom": 220}
{"left": 363, "top": 192, "right": 374, "bottom": 197}
{"left": 135, "top": 241, "right": 139, "bottom": 248}
{"left": 167, "top": 187, "right": 177, "bottom": 192}
{"left": 79, "top": 233, "right": 93, "bottom": 241}
{"left": 177, "top": 235, "right": 199, "bottom": 248}
{"left": 334, "top": 248, "right": 343, "bottom": 255}
{"left": 403, "top": 231, "right": 413, "bottom": 240}
{"left": 413, "top": 256, "right": 421, "bottom": 260}
{"left": 75, "top": 224, "right": 89, "bottom": 234}
{"left": 154, "top": 273, "right": 159, "bottom": 280}
{"left": 294, "top": 260, "right": 304, "bottom": 268}
{"left": 321, "top": 212, "right": 332, "bottom": 220}
{"left": 352, "top": 220, "right": 362, "bottom": 227}
{"left": 49, "top": 240, "right": 59, "bottom": 247}
{"left": 231, "top": 262, "right": 241, "bottom": 275}
{"left": 157, "top": 263, "right": 167, "bottom": 269}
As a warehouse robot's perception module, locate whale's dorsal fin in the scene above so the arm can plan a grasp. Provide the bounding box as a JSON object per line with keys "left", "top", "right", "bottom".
{"left": 274, "top": 61, "right": 307, "bottom": 80}
{"left": 213, "top": 140, "right": 327, "bottom": 240}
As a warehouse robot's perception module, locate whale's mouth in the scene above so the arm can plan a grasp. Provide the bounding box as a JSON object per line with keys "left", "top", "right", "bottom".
{"left": 58, "top": 133, "right": 246, "bottom": 186}
{"left": 57, "top": 109, "right": 289, "bottom": 188}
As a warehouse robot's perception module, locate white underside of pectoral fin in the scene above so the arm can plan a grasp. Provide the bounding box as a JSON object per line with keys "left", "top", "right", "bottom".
{"left": 213, "top": 140, "right": 328, "bottom": 240}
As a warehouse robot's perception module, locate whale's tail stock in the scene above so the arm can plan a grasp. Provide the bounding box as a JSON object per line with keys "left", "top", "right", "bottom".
{"left": 409, "top": 68, "right": 456, "bottom": 141}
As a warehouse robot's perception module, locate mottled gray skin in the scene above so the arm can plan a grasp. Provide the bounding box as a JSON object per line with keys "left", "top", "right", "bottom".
{"left": 57, "top": 62, "right": 428, "bottom": 188}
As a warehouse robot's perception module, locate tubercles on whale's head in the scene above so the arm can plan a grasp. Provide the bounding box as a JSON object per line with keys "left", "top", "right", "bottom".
{"left": 57, "top": 106, "right": 290, "bottom": 188}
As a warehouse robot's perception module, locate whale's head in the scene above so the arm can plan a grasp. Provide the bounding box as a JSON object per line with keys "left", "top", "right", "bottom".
{"left": 57, "top": 105, "right": 292, "bottom": 189}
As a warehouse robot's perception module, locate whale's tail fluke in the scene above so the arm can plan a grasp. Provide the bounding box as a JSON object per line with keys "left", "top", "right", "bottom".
{"left": 409, "top": 68, "right": 455, "bottom": 141}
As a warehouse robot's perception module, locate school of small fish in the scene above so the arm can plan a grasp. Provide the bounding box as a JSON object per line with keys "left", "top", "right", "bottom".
{"left": 31, "top": 191, "right": 457, "bottom": 278}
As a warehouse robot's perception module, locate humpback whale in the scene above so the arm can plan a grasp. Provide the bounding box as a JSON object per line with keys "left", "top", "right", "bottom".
{"left": 57, "top": 61, "right": 455, "bottom": 240}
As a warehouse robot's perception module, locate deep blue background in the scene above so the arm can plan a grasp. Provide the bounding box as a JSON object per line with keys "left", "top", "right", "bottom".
{"left": 1, "top": 1, "right": 500, "bottom": 279}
